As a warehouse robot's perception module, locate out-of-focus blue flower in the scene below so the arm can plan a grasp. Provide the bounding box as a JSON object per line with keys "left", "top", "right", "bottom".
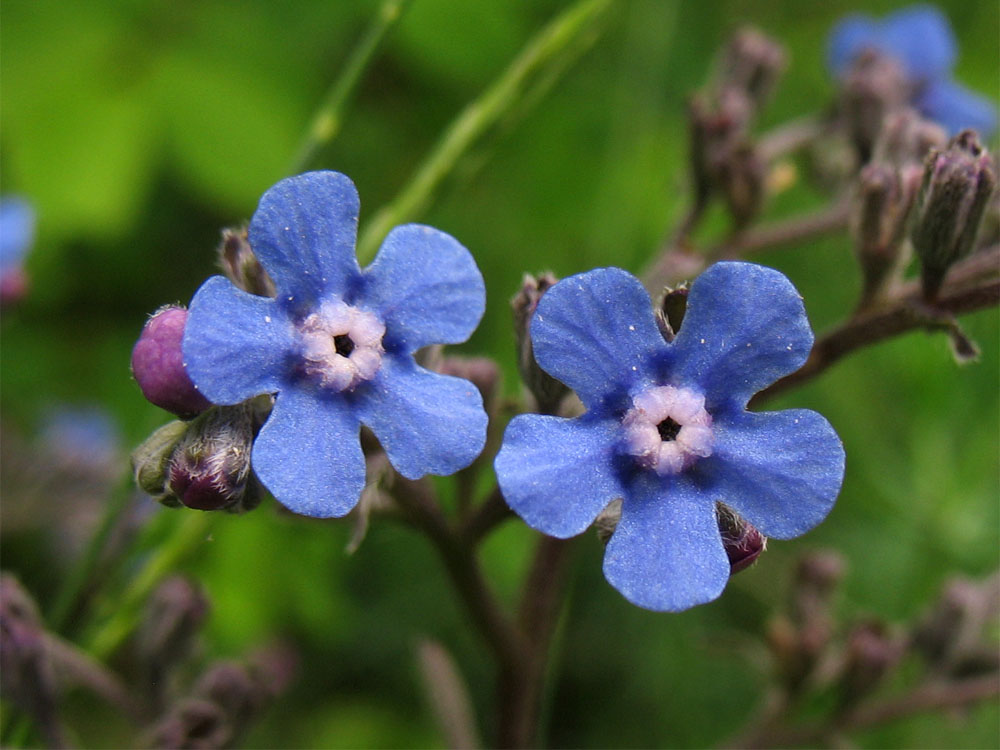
{"left": 41, "top": 406, "right": 121, "bottom": 471}
{"left": 183, "top": 171, "right": 488, "bottom": 518}
{"left": 0, "top": 197, "right": 35, "bottom": 303}
{"left": 494, "top": 263, "right": 845, "bottom": 612}
{"left": 828, "top": 5, "right": 997, "bottom": 137}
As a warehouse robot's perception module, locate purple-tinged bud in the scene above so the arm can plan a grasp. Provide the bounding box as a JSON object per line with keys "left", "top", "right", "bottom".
{"left": 166, "top": 404, "right": 261, "bottom": 512}
{"left": 719, "top": 27, "right": 786, "bottom": 110}
{"left": 912, "top": 575, "right": 996, "bottom": 671}
{"left": 850, "top": 162, "right": 923, "bottom": 307}
{"left": 146, "top": 698, "right": 230, "bottom": 750}
{"left": 716, "top": 504, "right": 766, "bottom": 575}
{"left": 193, "top": 661, "right": 265, "bottom": 733}
{"left": 513, "top": 272, "right": 568, "bottom": 414}
{"left": 838, "top": 620, "right": 901, "bottom": 710}
{"left": 654, "top": 283, "right": 689, "bottom": 343}
{"left": 911, "top": 131, "right": 997, "bottom": 302}
{"left": 218, "top": 226, "right": 275, "bottom": 298}
{"left": 872, "top": 109, "right": 947, "bottom": 169}
{"left": 436, "top": 355, "right": 501, "bottom": 416}
{"left": 840, "top": 50, "right": 910, "bottom": 162}
{"left": 132, "top": 305, "right": 212, "bottom": 418}
{"left": 138, "top": 576, "right": 210, "bottom": 697}
{"left": 594, "top": 498, "right": 623, "bottom": 544}
{"left": 716, "top": 140, "right": 765, "bottom": 230}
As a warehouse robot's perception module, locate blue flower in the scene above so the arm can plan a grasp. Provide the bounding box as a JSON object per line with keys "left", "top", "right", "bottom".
{"left": 827, "top": 5, "right": 997, "bottom": 137}
{"left": 183, "top": 171, "right": 488, "bottom": 518}
{"left": 0, "top": 197, "right": 35, "bottom": 303}
{"left": 494, "top": 263, "right": 845, "bottom": 612}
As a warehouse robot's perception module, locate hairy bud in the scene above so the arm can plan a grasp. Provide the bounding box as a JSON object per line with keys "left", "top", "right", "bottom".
{"left": 911, "top": 131, "right": 997, "bottom": 301}
{"left": 132, "top": 420, "right": 190, "bottom": 503}
{"left": 131, "top": 305, "right": 213, "bottom": 418}
{"left": 512, "top": 272, "right": 568, "bottom": 414}
{"left": 218, "top": 226, "right": 275, "bottom": 297}
{"left": 654, "top": 283, "right": 689, "bottom": 343}
{"left": 716, "top": 504, "right": 766, "bottom": 575}
{"left": 840, "top": 50, "right": 910, "bottom": 161}
{"left": 719, "top": 27, "right": 786, "bottom": 110}
{"left": 166, "top": 403, "right": 262, "bottom": 512}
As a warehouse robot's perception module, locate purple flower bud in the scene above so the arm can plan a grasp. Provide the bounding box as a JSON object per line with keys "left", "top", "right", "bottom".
{"left": 166, "top": 404, "right": 261, "bottom": 513}
{"left": 512, "top": 272, "right": 568, "bottom": 414}
{"left": 839, "top": 620, "right": 901, "bottom": 709}
{"left": 719, "top": 27, "right": 786, "bottom": 109}
{"left": 911, "top": 130, "right": 997, "bottom": 301}
{"left": 132, "top": 305, "right": 212, "bottom": 418}
{"left": 840, "top": 50, "right": 911, "bottom": 161}
{"left": 138, "top": 576, "right": 210, "bottom": 692}
{"left": 716, "top": 504, "right": 766, "bottom": 575}
{"left": 872, "top": 108, "right": 947, "bottom": 169}
{"left": 146, "top": 698, "right": 230, "bottom": 750}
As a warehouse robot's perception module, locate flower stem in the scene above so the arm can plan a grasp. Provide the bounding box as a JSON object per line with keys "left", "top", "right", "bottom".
{"left": 355, "top": 0, "right": 615, "bottom": 263}
{"left": 288, "top": 0, "right": 413, "bottom": 174}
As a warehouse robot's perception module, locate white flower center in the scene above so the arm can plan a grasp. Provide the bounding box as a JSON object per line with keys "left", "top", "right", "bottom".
{"left": 298, "top": 300, "right": 386, "bottom": 392}
{"left": 622, "top": 385, "right": 714, "bottom": 476}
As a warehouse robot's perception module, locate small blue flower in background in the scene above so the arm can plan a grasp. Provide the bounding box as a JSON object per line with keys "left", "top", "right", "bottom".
{"left": 827, "top": 5, "right": 997, "bottom": 138}
{"left": 0, "top": 197, "right": 35, "bottom": 304}
{"left": 183, "top": 171, "right": 488, "bottom": 518}
{"left": 494, "top": 263, "right": 845, "bottom": 612}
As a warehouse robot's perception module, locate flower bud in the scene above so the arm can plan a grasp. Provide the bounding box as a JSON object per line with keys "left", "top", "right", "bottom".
{"left": 131, "top": 420, "right": 190, "bottom": 504}
{"left": 166, "top": 404, "right": 261, "bottom": 512}
{"left": 131, "top": 305, "right": 212, "bottom": 418}
{"left": 838, "top": 620, "right": 900, "bottom": 710}
{"left": 654, "top": 283, "right": 689, "bottom": 343}
{"left": 839, "top": 50, "right": 910, "bottom": 161}
{"left": 146, "top": 698, "right": 230, "bottom": 750}
{"left": 872, "top": 109, "right": 947, "bottom": 169}
{"left": 218, "top": 226, "right": 275, "bottom": 298}
{"left": 716, "top": 140, "right": 765, "bottom": 230}
{"left": 193, "top": 661, "right": 265, "bottom": 732}
{"left": 716, "top": 504, "right": 766, "bottom": 575}
{"left": 850, "top": 162, "right": 922, "bottom": 306}
{"left": 512, "top": 272, "right": 568, "bottom": 414}
{"left": 137, "top": 576, "right": 210, "bottom": 692}
{"left": 911, "top": 131, "right": 997, "bottom": 302}
{"left": 719, "top": 27, "right": 786, "bottom": 109}
{"left": 911, "top": 575, "right": 995, "bottom": 670}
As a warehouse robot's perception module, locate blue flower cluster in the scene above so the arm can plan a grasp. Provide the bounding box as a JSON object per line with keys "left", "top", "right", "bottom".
{"left": 182, "top": 170, "right": 845, "bottom": 613}
{"left": 494, "top": 264, "right": 845, "bottom": 612}
{"left": 827, "top": 5, "right": 997, "bottom": 137}
{"left": 183, "top": 171, "right": 488, "bottom": 518}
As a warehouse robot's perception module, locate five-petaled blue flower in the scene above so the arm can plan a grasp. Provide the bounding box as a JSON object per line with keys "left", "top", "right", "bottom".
{"left": 494, "top": 263, "right": 845, "bottom": 612}
{"left": 183, "top": 171, "right": 488, "bottom": 518}
{"left": 828, "top": 5, "right": 997, "bottom": 138}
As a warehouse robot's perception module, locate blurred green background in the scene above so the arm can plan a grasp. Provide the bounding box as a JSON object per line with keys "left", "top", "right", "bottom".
{"left": 1, "top": 0, "right": 997, "bottom": 747}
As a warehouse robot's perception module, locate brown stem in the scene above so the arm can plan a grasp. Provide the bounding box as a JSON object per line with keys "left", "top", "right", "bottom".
{"left": 756, "top": 248, "right": 1000, "bottom": 403}
{"left": 460, "top": 484, "right": 514, "bottom": 546}
{"left": 731, "top": 674, "right": 999, "bottom": 748}
{"left": 498, "top": 536, "right": 578, "bottom": 748}
{"left": 710, "top": 196, "right": 851, "bottom": 261}
{"left": 391, "top": 477, "right": 522, "bottom": 672}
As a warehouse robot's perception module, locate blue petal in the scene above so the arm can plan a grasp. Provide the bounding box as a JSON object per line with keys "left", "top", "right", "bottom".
{"left": 362, "top": 224, "right": 485, "bottom": 353}
{"left": 604, "top": 475, "right": 730, "bottom": 612}
{"left": 531, "top": 268, "right": 667, "bottom": 410}
{"left": 915, "top": 78, "right": 998, "bottom": 137}
{"left": 252, "top": 387, "right": 365, "bottom": 518}
{"left": 357, "top": 356, "right": 487, "bottom": 479}
{"left": 248, "top": 171, "right": 363, "bottom": 311}
{"left": 671, "top": 262, "right": 813, "bottom": 409}
{"left": 183, "top": 276, "right": 295, "bottom": 404}
{"left": 827, "top": 14, "right": 880, "bottom": 76}
{"left": 701, "top": 408, "right": 845, "bottom": 539}
{"left": 882, "top": 5, "right": 956, "bottom": 82}
{"left": 0, "top": 197, "right": 35, "bottom": 270}
{"left": 495, "top": 414, "right": 623, "bottom": 538}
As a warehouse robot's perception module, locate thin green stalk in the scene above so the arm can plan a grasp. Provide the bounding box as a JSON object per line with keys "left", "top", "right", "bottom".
{"left": 356, "top": 0, "right": 616, "bottom": 263}
{"left": 46, "top": 470, "right": 135, "bottom": 633}
{"left": 289, "top": 0, "right": 413, "bottom": 174}
{"left": 84, "top": 511, "right": 213, "bottom": 661}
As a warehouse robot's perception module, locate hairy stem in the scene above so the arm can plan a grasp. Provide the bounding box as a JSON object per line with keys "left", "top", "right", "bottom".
{"left": 756, "top": 246, "right": 1000, "bottom": 403}
{"left": 289, "top": 0, "right": 412, "bottom": 173}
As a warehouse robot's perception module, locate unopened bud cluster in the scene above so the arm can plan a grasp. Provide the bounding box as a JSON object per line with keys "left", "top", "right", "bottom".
{"left": 512, "top": 272, "right": 568, "bottom": 414}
